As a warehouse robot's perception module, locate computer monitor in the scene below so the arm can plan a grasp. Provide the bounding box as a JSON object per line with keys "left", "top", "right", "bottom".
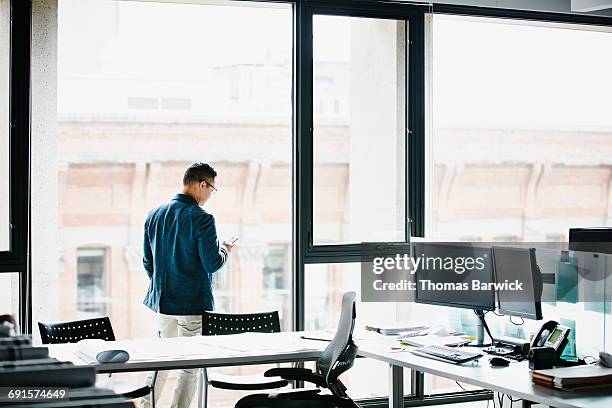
{"left": 569, "top": 228, "right": 612, "bottom": 255}
{"left": 492, "top": 246, "right": 543, "bottom": 320}
{"left": 414, "top": 243, "right": 495, "bottom": 311}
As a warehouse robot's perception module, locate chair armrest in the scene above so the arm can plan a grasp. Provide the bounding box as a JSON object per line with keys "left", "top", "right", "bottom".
{"left": 208, "top": 372, "right": 288, "bottom": 391}
{"left": 264, "top": 367, "right": 326, "bottom": 388}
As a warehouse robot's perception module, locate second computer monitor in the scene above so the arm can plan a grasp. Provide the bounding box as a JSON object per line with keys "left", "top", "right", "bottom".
{"left": 413, "top": 242, "right": 495, "bottom": 311}
{"left": 569, "top": 227, "right": 612, "bottom": 255}
{"left": 492, "top": 246, "right": 543, "bottom": 320}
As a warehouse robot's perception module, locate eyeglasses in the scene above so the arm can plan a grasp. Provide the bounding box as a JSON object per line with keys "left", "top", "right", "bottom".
{"left": 202, "top": 180, "right": 218, "bottom": 194}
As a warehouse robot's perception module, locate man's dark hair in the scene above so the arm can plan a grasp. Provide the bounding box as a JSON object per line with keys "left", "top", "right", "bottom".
{"left": 183, "top": 162, "right": 217, "bottom": 186}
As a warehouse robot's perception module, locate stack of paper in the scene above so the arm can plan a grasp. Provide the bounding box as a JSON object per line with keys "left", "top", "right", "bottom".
{"left": 532, "top": 365, "right": 612, "bottom": 390}
{"left": 365, "top": 322, "right": 427, "bottom": 336}
{"left": 197, "top": 332, "right": 321, "bottom": 354}
{"left": 399, "top": 335, "right": 470, "bottom": 348}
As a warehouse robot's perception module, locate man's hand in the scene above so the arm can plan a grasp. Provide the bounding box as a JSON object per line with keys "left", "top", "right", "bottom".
{"left": 222, "top": 242, "right": 235, "bottom": 252}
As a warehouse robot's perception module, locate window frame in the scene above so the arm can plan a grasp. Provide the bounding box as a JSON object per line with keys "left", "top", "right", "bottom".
{"left": 0, "top": 0, "right": 31, "bottom": 335}
{"left": 297, "top": 0, "right": 427, "bottom": 268}
{"left": 0, "top": 1, "right": 30, "bottom": 268}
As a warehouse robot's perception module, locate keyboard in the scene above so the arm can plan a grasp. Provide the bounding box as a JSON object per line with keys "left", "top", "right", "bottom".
{"left": 410, "top": 345, "right": 482, "bottom": 364}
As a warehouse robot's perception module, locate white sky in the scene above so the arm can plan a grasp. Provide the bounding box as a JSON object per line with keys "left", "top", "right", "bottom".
{"left": 433, "top": 15, "right": 612, "bottom": 129}
{"left": 58, "top": 1, "right": 612, "bottom": 129}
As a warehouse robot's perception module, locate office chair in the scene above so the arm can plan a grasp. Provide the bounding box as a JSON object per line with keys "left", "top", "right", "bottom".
{"left": 38, "top": 316, "right": 154, "bottom": 404}
{"left": 234, "top": 292, "right": 359, "bottom": 408}
{"left": 199, "top": 311, "right": 290, "bottom": 408}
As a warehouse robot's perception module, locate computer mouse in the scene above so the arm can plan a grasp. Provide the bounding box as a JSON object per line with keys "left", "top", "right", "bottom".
{"left": 489, "top": 357, "right": 510, "bottom": 367}
{"left": 96, "top": 349, "right": 130, "bottom": 363}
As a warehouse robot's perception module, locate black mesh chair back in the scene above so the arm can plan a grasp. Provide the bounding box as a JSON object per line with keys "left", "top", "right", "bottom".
{"left": 202, "top": 311, "right": 281, "bottom": 336}
{"left": 38, "top": 317, "right": 116, "bottom": 344}
{"left": 317, "top": 292, "right": 357, "bottom": 393}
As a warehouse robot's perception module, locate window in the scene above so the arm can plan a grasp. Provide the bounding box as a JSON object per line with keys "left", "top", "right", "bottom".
{"left": 0, "top": 0, "right": 9, "bottom": 252}
{"left": 424, "top": 13, "right": 612, "bottom": 394}
{"left": 428, "top": 15, "right": 612, "bottom": 241}
{"left": 36, "top": 2, "right": 293, "bottom": 404}
{"left": 312, "top": 15, "right": 407, "bottom": 245}
{"left": 301, "top": 4, "right": 426, "bottom": 402}
{"left": 76, "top": 248, "right": 107, "bottom": 318}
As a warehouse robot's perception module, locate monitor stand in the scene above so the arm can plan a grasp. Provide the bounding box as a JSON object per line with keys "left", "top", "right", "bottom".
{"left": 470, "top": 309, "right": 494, "bottom": 347}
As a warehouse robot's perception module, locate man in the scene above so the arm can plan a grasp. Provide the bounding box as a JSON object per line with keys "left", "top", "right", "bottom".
{"left": 141, "top": 162, "right": 233, "bottom": 408}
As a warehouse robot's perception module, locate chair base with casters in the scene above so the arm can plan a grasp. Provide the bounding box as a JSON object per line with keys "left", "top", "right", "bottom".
{"left": 233, "top": 292, "right": 360, "bottom": 408}
{"left": 236, "top": 391, "right": 358, "bottom": 408}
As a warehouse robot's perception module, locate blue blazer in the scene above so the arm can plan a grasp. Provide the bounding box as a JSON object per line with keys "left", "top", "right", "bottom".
{"left": 143, "top": 194, "right": 228, "bottom": 315}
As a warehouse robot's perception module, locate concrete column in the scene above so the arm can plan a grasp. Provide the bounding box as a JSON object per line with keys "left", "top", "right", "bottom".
{"left": 348, "top": 19, "right": 405, "bottom": 242}
{"left": 31, "top": 0, "right": 59, "bottom": 342}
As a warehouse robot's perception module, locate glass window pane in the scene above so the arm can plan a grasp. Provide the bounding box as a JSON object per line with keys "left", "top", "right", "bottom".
{"left": 0, "top": 0, "right": 9, "bottom": 251}
{"left": 429, "top": 15, "right": 612, "bottom": 241}
{"left": 36, "top": 1, "right": 293, "bottom": 406}
{"left": 313, "top": 15, "right": 406, "bottom": 245}
{"left": 305, "top": 263, "right": 414, "bottom": 399}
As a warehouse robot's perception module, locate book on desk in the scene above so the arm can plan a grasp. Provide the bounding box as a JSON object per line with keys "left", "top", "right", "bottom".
{"left": 532, "top": 365, "right": 612, "bottom": 390}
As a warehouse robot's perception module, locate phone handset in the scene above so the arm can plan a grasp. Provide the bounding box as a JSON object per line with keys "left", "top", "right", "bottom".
{"left": 531, "top": 320, "right": 571, "bottom": 359}
{"left": 532, "top": 320, "right": 557, "bottom": 348}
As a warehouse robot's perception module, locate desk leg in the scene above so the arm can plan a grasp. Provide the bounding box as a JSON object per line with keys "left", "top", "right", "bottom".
{"left": 389, "top": 364, "right": 404, "bottom": 408}
{"left": 198, "top": 368, "right": 208, "bottom": 408}
{"left": 411, "top": 369, "right": 425, "bottom": 399}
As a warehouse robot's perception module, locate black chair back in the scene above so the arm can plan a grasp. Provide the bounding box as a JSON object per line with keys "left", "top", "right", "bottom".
{"left": 38, "top": 317, "right": 116, "bottom": 344}
{"left": 202, "top": 311, "right": 281, "bottom": 336}
{"left": 317, "top": 292, "right": 357, "bottom": 394}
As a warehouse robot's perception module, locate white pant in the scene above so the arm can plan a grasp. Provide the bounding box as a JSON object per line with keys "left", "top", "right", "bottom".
{"left": 141, "top": 313, "right": 202, "bottom": 408}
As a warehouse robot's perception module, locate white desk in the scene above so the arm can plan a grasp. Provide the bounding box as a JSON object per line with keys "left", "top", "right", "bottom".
{"left": 356, "top": 337, "right": 612, "bottom": 408}
{"left": 48, "top": 333, "right": 326, "bottom": 408}
{"left": 47, "top": 332, "right": 612, "bottom": 408}
{"left": 48, "top": 333, "right": 325, "bottom": 374}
